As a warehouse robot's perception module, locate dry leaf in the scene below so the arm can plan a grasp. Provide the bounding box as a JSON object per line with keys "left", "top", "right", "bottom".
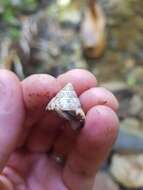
{"left": 80, "top": 0, "right": 106, "bottom": 58}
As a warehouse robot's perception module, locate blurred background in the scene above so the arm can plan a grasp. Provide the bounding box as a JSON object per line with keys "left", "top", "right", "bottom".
{"left": 0, "top": 0, "right": 143, "bottom": 189}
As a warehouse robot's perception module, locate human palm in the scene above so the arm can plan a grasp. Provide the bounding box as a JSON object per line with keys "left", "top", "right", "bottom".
{"left": 0, "top": 69, "right": 119, "bottom": 190}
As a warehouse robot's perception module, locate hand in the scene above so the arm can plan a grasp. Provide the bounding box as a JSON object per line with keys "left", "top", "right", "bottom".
{"left": 0, "top": 69, "right": 119, "bottom": 190}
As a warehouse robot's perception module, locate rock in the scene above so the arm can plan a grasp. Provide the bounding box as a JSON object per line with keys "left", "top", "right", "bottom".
{"left": 114, "top": 128, "right": 143, "bottom": 153}
{"left": 0, "top": 5, "right": 4, "bottom": 14}
{"left": 129, "top": 95, "right": 143, "bottom": 116}
{"left": 101, "top": 81, "right": 129, "bottom": 93}
{"left": 58, "top": 1, "right": 81, "bottom": 27}
{"left": 127, "top": 66, "right": 143, "bottom": 85}
{"left": 117, "top": 99, "right": 131, "bottom": 120}
{"left": 102, "top": 81, "right": 137, "bottom": 119}
{"left": 93, "top": 172, "right": 119, "bottom": 190}
{"left": 98, "top": 0, "right": 143, "bottom": 59}
{"left": 18, "top": 7, "right": 87, "bottom": 76}
{"left": 120, "top": 118, "right": 143, "bottom": 138}
{"left": 139, "top": 110, "right": 143, "bottom": 121}
{"left": 110, "top": 154, "right": 143, "bottom": 188}
{"left": 114, "top": 118, "right": 143, "bottom": 153}
{"left": 120, "top": 118, "right": 140, "bottom": 134}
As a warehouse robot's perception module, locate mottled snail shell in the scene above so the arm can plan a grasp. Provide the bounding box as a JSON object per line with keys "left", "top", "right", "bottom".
{"left": 46, "top": 83, "right": 85, "bottom": 130}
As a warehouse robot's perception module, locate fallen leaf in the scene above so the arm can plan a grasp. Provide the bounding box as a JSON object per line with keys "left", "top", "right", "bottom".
{"left": 80, "top": 0, "right": 106, "bottom": 58}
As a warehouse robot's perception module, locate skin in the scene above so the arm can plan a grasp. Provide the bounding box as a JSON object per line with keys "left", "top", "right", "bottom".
{"left": 0, "top": 69, "right": 119, "bottom": 190}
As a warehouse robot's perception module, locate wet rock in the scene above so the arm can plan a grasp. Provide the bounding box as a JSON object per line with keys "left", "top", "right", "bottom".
{"left": 93, "top": 172, "right": 119, "bottom": 190}
{"left": 110, "top": 154, "right": 143, "bottom": 188}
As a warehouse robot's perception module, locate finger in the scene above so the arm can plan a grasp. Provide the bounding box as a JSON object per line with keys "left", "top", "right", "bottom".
{"left": 22, "top": 74, "right": 61, "bottom": 126}
{"left": 27, "top": 125, "right": 57, "bottom": 152}
{"left": 21, "top": 74, "right": 62, "bottom": 147}
{"left": 26, "top": 70, "right": 97, "bottom": 152}
{"left": 63, "top": 105, "right": 119, "bottom": 190}
{"left": 80, "top": 87, "right": 119, "bottom": 113}
{"left": 57, "top": 69, "right": 97, "bottom": 95}
{"left": 0, "top": 70, "right": 25, "bottom": 172}
{"left": 54, "top": 69, "right": 97, "bottom": 156}
{"left": 27, "top": 112, "right": 63, "bottom": 152}
{"left": 53, "top": 123, "right": 78, "bottom": 157}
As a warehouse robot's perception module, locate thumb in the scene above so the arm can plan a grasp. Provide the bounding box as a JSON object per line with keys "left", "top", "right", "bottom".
{"left": 0, "top": 70, "right": 25, "bottom": 172}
